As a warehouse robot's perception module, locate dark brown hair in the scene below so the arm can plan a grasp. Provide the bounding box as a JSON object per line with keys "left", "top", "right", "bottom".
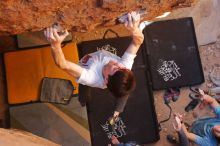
{"left": 107, "top": 69, "right": 136, "bottom": 98}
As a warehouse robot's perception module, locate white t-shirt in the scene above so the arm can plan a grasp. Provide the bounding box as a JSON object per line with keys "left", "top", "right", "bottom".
{"left": 76, "top": 50, "right": 136, "bottom": 89}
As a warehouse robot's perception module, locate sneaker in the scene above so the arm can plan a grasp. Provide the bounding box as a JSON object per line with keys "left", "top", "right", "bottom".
{"left": 185, "top": 99, "right": 199, "bottom": 112}
{"left": 171, "top": 88, "right": 180, "bottom": 102}
{"left": 189, "top": 93, "right": 200, "bottom": 100}
{"left": 166, "top": 134, "right": 177, "bottom": 144}
{"left": 164, "top": 89, "right": 172, "bottom": 104}
{"left": 79, "top": 101, "right": 86, "bottom": 107}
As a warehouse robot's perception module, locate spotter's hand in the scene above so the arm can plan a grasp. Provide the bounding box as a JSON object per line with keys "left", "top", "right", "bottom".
{"left": 172, "top": 113, "right": 183, "bottom": 131}
{"left": 199, "top": 89, "right": 213, "bottom": 103}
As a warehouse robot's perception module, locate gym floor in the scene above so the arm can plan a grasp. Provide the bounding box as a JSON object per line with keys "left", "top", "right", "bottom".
{"left": 0, "top": 24, "right": 219, "bottom": 146}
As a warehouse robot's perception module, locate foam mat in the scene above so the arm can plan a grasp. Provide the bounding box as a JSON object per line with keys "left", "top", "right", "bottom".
{"left": 4, "top": 42, "right": 79, "bottom": 104}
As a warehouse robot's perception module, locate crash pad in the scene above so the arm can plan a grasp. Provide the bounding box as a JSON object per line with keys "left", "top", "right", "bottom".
{"left": 4, "top": 42, "right": 79, "bottom": 104}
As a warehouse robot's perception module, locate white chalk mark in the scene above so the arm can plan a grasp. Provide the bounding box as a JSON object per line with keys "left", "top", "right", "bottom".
{"left": 101, "top": 117, "right": 126, "bottom": 139}
{"left": 156, "top": 12, "right": 171, "bottom": 18}
{"left": 97, "top": 44, "right": 117, "bottom": 55}
{"left": 157, "top": 60, "right": 181, "bottom": 82}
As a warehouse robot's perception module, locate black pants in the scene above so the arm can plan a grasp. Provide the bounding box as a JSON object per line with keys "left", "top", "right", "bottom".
{"left": 78, "top": 84, "right": 91, "bottom": 106}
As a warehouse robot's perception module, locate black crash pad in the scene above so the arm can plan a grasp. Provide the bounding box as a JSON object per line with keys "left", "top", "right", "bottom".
{"left": 86, "top": 68, "right": 159, "bottom": 145}
{"left": 78, "top": 36, "right": 159, "bottom": 145}
{"left": 143, "top": 17, "right": 204, "bottom": 90}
